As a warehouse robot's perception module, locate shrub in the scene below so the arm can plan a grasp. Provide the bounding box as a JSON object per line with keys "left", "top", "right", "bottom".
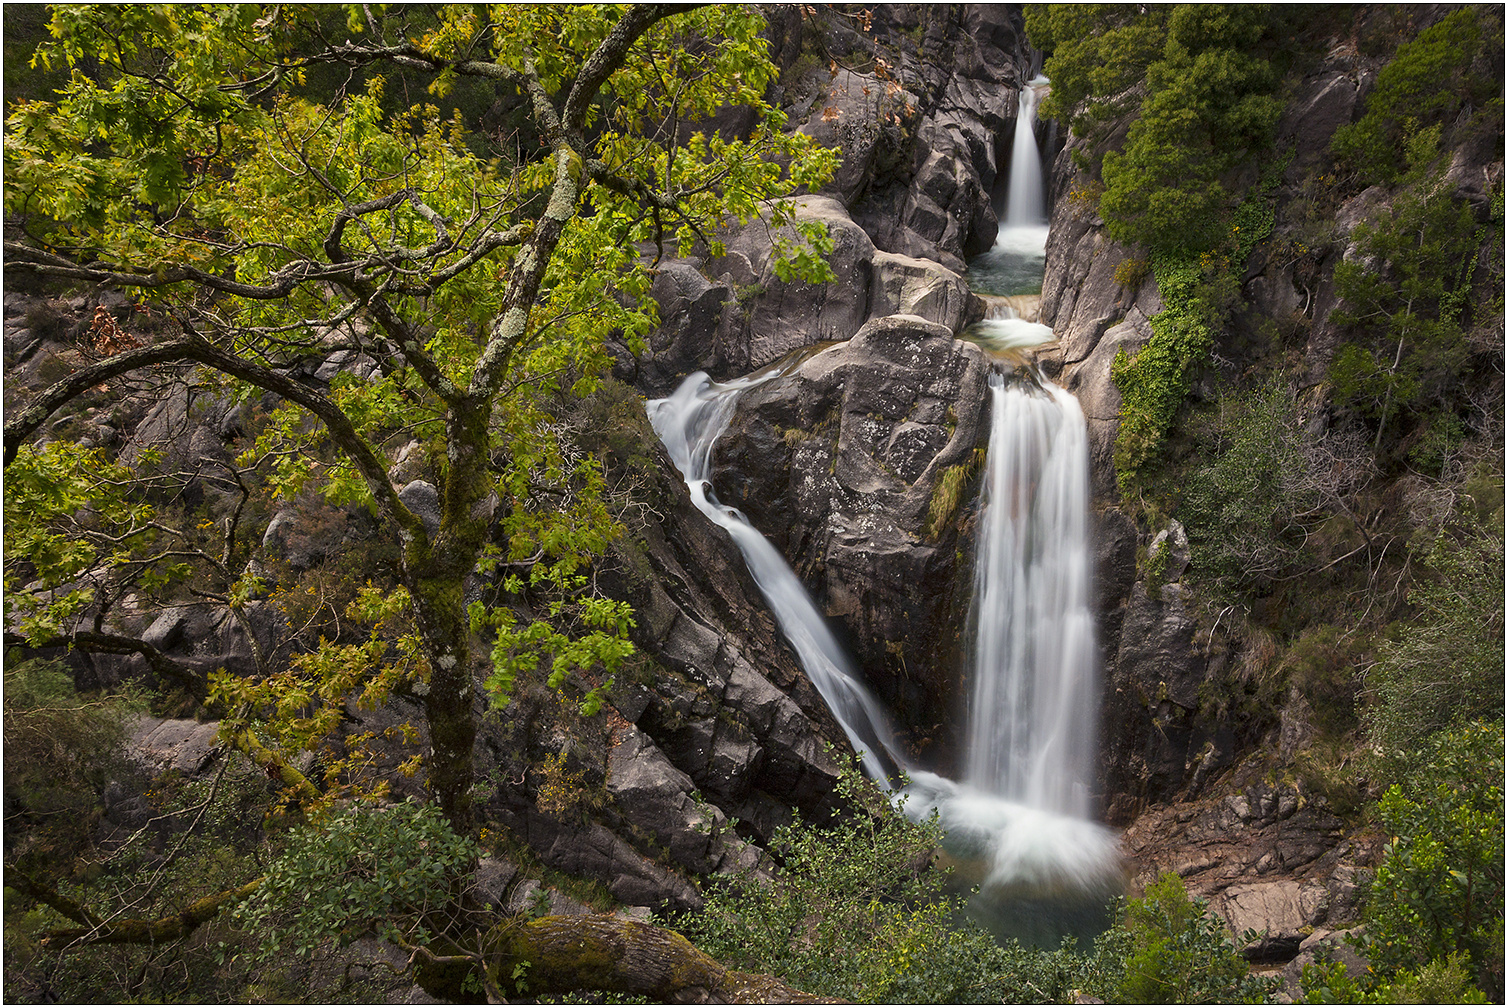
{"left": 1364, "top": 519, "right": 1504, "bottom": 755}
{"left": 679, "top": 764, "right": 1114, "bottom": 1003}
{"left": 1331, "top": 6, "right": 1504, "bottom": 186}
{"left": 1360, "top": 721, "right": 1504, "bottom": 999}
{"left": 235, "top": 800, "right": 479, "bottom": 959}
{"left": 1111, "top": 872, "right": 1276, "bottom": 1004}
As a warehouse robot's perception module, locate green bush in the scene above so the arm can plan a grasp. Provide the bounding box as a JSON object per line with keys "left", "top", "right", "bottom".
{"left": 1099, "top": 6, "right": 1284, "bottom": 254}
{"left": 1329, "top": 142, "right": 1484, "bottom": 460}
{"left": 236, "top": 800, "right": 479, "bottom": 959}
{"left": 1364, "top": 520, "right": 1504, "bottom": 755}
{"left": 1178, "top": 378, "right": 1319, "bottom": 592}
{"left": 1361, "top": 721, "right": 1504, "bottom": 999}
{"left": 679, "top": 765, "right": 1117, "bottom": 1003}
{"left": 1331, "top": 6, "right": 1504, "bottom": 186}
{"left": 1301, "top": 950, "right": 1489, "bottom": 1004}
{"left": 1110, "top": 872, "right": 1276, "bottom": 1004}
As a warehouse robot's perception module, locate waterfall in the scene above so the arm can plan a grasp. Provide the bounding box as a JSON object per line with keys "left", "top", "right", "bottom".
{"left": 648, "top": 357, "right": 1122, "bottom": 946}
{"left": 647, "top": 368, "right": 910, "bottom": 787}
{"left": 1003, "top": 80, "right": 1046, "bottom": 229}
{"left": 973, "top": 76, "right": 1051, "bottom": 295}
{"left": 966, "top": 373, "right": 1097, "bottom": 818}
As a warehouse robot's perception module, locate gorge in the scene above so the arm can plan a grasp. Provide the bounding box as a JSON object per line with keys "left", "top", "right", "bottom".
{"left": 3, "top": 4, "right": 1502, "bottom": 1003}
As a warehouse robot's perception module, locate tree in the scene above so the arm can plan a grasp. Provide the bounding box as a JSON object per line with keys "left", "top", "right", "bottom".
{"left": 3, "top": 1, "right": 836, "bottom": 989}
{"left": 1329, "top": 134, "right": 1489, "bottom": 461}
{"left": 1097, "top": 4, "right": 1284, "bottom": 254}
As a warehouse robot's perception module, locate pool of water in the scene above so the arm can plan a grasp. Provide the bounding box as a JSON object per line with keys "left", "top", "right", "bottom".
{"left": 966, "top": 225, "right": 1049, "bottom": 297}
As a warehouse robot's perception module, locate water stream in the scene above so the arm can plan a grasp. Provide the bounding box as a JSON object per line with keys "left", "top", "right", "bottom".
{"left": 647, "top": 363, "right": 910, "bottom": 788}
{"left": 968, "top": 76, "right": 1052, "bottom": 298}
{"left": 646, "top": 71, "right": 1122, "bottom": 947}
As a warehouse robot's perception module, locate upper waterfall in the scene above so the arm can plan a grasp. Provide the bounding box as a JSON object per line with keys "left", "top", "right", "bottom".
{"left": 970, "top": 76, "right": 1051, "bottom": 296}
{"left": 1003, "top": 78, "right": 1048, "bottom": 230}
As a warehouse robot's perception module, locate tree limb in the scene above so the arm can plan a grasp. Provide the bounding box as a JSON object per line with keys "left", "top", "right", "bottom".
{"left": 3, "top": 630, "right": 207, "bottom": 701}
{"left": 485, "top": 914, "right": 831, "bottom": 1003}
{"left": 34, "top": 878, "right": 265, "bottom": 951}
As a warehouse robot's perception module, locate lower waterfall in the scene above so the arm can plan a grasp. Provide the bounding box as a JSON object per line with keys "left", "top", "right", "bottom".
{"left": 648, "top": 356, "right": 1122, "bottom": 946}
{"left": 966, "top": 372, "right": 1097, "bottom": 818}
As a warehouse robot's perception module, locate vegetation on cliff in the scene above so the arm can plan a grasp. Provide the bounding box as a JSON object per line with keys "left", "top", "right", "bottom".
{"left": 1031, "top": 4, "right": 1503, "bottom": 1000}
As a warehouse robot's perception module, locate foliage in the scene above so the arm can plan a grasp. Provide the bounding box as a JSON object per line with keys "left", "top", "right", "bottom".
{"left": 4, "top": 3, "right": 838, "bottom": 839}
{"left": 2, "top": 655, "right": 142, "bottom": 861}
{"left": 1024, "top": 5, "right": 1170, "bottom": 145}
{"left": 1364, "top": 724, "right": 1504, "bottom": 996}
{"left": 1178, "top": 377, "right": 1372, "bottom": 597}
{"left": 1110, "top": 173, "right": 1281, "bottom": 488}
{"left": 2, "top": 441, "right": 173, "bottom": 642}
{"left": 236, "top": 800, "right": 479, "bottom": 959}
{"left": 1364, "top": 521, "right": 1505, "bottom": 755}
{"left": 1110, "top": 257, "right": 1217, "bottom": 486}
{"left": 1329, "top": 143, "right": 1488, "bottom": 461}
{"left": 1306, "top": 722, "right": 1504, "bottom": 1003}
{"left": 1099, "top": 6, "right": 1284, "bottom": 254}
{"left": 1300, "top": 951, "right": 1489, "bottom": 1004}
{"left": 1331, "top": 6, "right": 1505, "bottom": 187}
{"left": 681, "top": 763, "right": 1109, "bottom": 1004}
{"left": 1109, "top": 872, "right": 1276, "bottom": 1004}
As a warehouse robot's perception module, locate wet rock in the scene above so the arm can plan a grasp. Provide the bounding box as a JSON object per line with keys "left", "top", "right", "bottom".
{"left": 868, "top": 251, "right": 982, "bottom": 333}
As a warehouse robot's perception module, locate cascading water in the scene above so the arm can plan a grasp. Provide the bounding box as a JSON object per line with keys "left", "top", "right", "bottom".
{"left": 965, "top": 373, "right": 1097, "bottom": 817}
{"left": 647, "top": 365, "right": 910, "bottom": 788}
{"left": 970, "top": 75, "right": 1052, "bottom": 297}
{"left": 648, "top": 353, "right": 1122, "bottom": 948}
{"left": 1003, "top": 81, "right": 1046, "bottom": 230}
{"left": 647, "top": 69, "right": 1122, "bottom": 947}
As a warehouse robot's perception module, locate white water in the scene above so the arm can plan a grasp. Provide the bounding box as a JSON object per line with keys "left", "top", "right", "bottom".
{"left": 648, "top": 354, "right": 1122, "bottom": 942}
{"left": 967, "top": 374, "right": 1098, "bottom": 818}
{"left": 972, "top": 304, "right": 1055, "bottom": 352}
{"left": 647, "top": 367, "right": 909, "bottom": 787}
{"left": 1003, "top": 77, "right": 1048, "bottom": 229}
{"left": 647, "top": 71, "right": 1123, "bottom": 931}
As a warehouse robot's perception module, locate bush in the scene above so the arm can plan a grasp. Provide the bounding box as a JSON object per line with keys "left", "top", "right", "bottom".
{"left": 1099, "top": 6, "right": 1284, "bottom": 254}
{"left": 235, "top": 800, "right": 479, "bottom": 959}
{"left": 1364, "top": 519, "right": 1504, "bottom": 754}
{"left": 1110, "top": 872, "right": 1276, "bottom": 1004}
{"left": 1331, "top": 6, "right": 1504, "bottom": 186}
{"left": 1361, "top": 721, "right": 1504, "bottom": 999}
{"left": 679, "top": 765, "right": 1115, "bottom": 1003}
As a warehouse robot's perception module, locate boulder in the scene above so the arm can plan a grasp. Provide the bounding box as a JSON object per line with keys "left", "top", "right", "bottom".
{"left": 128, "top": 716, "right": 222, "bottom": 776}
{"left": 715, "top": 315, "right": 993, "bottom": 765}
{"left": 1214, "top": 879, "right": 1330, "bottom": 962}
{"left": 722, "top": 194, "right": 877, "bottom": 366}
{"left": 868, "top": 250, "right": 981, "bottom": 333}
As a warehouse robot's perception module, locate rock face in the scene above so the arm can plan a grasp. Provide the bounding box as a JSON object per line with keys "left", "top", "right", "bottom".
{"left": 1121, "top": 771, "right": 1383, "bottom": 966}
{"left": 714, "top": 315, "right": 995, "bottom": 767}
{"left": 622, "top": 6, "right": 1032, "bottom": 394}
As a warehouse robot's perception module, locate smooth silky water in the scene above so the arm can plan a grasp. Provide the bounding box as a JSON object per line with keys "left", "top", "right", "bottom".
{"left": 968, "top": 77, "right": 1052, "bottom": 298}
{"left": 647, "top": 72, "right": 1123, "bottom": 950}
{"left": 648, "top": 354, "right": 1122, "bottom": 950}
